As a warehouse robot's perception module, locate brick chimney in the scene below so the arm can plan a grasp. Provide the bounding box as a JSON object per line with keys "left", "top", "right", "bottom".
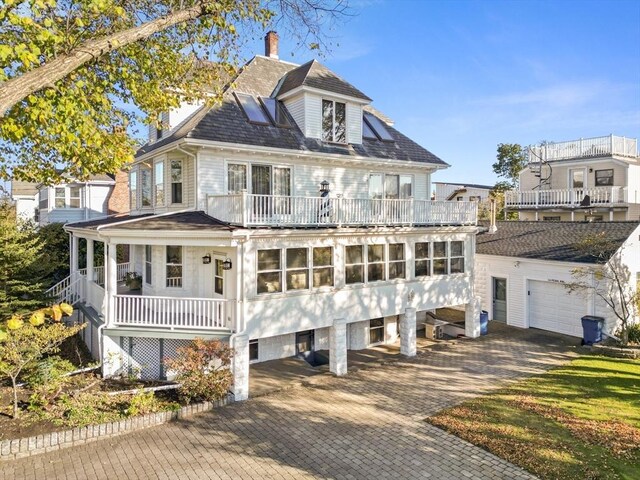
{"left": 108, "top": 170, "right": 130, "bottom": 215}
{"left": 265, "top": 31, "right": 279, "bottom": 59}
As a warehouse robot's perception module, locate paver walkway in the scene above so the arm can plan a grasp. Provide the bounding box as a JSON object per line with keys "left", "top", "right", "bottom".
{"left": 0, "top": 325, "right": 578, "bottom": 480}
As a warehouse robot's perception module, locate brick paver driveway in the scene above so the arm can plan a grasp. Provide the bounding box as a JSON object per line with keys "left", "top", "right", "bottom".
{"left": 1, "top": 325, "right": 577, "bottom": 480}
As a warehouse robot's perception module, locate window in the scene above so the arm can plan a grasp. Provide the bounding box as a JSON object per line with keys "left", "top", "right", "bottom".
{"left": 433, "top": 242, "right": 448, "bottom": 275}
{"left": 363, "top": 117, "right": 377, "bottom": 139}
{"left": 235, "top": 93, "right": 270, "bottom": 124}
{"left": 322, "top": 99, "right": 346, "bottom": 143}
{"left": 39, "top": 190, "right": 48, "bottom": 211}
{"left": 214, "top": 258, "right": 224, "bottom": 295}
{"left": 345, "top": 245, "right": 364, "bottom": 284}
{"left": 286, "top": 248, "right": 309, "bottom": 291}
{"left": 249, "top": 340, "right": 259, "bottom": 361}
{"left": 312, "top": 247, "right": 333, "bottom": 288}
{"left": 166, "top": 246, "right": 182, "bottom": 287}
{"left": 543, "top": 216, "right": 561, "bottom": 221}
{"left": 369, "top": 173, "right": 413, "bottom": 199}
{"left": 388, "top": 244, "right": 405, "bottom": 280}
{"left": 145, "top": 245, "right": 152, "bottom": 285}
{"left": 469, "top": 196, "right": 482, "bottom": 202}
{"left": 415, "top": 242, "right": 431, "bottom": 277}
{"left": 259, "top": 97, "right": 293, "bottom": 127}
{"left": 456, "top": 196, "right": 464, "bottom": 201}
{"left": 257, "top": 249, "right": 281, "bottom": 294}
{"left": 585, "top": 215, "right": 604, "bottom": 222}
{"left": 450, "top": 241, "right": 465, "bottom": 274}
{"left": 571, "top": 170, "right": 584, "bottom": 188}
{"left": 363, "top": 113, "right": 394, "bottom": 142}
{"left": 368, "top": 245, "right": 385, "bottom": 282}
{"left": 54, "top": 187, "right": 65, "bottom": 208}
{"left": 369, "top": 318, "right": 385, "bottom": 345}
{"left": 69, "top": 187, "right": 81, "bottom": 208}
{"left": 595, "top": 169, "right": 613, "bottom": 186}
{"left": 228, "top": 163, "right": 247, "bottom": 193}
{"left": 155, "top": 161, "right": 164, "bottom": 206}
{"left": 140, "top": 165, "right": 152, "bottom": 207}
{"left": 171, "top": 160, "right": 183, "bottom": 204}
{"left": 130, "top": 170, "right": 137, "bottom": 210}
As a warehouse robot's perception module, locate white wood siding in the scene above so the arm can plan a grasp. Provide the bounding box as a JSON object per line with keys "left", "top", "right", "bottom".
{"left": 283, "top": 95, "right": 305, "bottom": 134}
{"left": 346, "top": 103, "right": 362, "bottom": 144}
{"left": 304, "top": 93, "right": 322, "bottom": 139}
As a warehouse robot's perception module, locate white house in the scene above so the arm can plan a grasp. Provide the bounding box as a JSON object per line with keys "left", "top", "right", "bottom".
{"left": 475, "top": 221, "right": 640, "bottom": 338}
{"left": 434, "top": 182, "right": 493, "bottom": 202}
{"left": 10, "top": 173, "right": 121, "bottom": 226}
{"left": 57, "top": 32, "right": 481, "bottom": 401}
{"left": 505, "top": 135, "right": 640, "bottom": 222}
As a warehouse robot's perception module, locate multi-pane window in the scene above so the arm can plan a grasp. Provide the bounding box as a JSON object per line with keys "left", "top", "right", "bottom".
{"left": 595, "top": 169, "right": 613, "bottom": 186}
{"left": 312, "top": 247, "right": 333, "bottom": 288}
{"left": 130, "top": 170, "right": 137, "bottom": 210}
{"left": 450, "top": 241, "right": 465, "bottom": 274}
{"left": 257, "top": 249, "right": 282, "bottom": 294}
{"left": 145, "top": 245, "right": 152, "bottom": 285}
{"left": 322, "top": 99, "right": 346, "bottom": 143}
{"left": 286, "top": 248, "right": 309, "bottom": 291}
{"left": 228, "top": 163, "right": 247, "bottom": 193}
{"left": 367, "top": 245, "right": 385, "bottom": 282}
{"left": 166, "top": 246, "right": 182, "bottom": 287}
{"left": 140, "top": 165, "right": 152, "bottom": 207}
{"left": 415, "top": 242, "right": 431, "bottom": 277}
{"left": 171, "top": 160, "right": 183, "bottom": 204}
{"left": 369, "top": 173, "right": 413, "bottom": 199}
{"left": 388, "top": 244, "right": 405, "bottom": 280}
{"left": 369, "top": 318, "right": 385, "bottom": 345}
{"left": 54, "top": 186, "right": 81, "bottom": 208}
{"left": 154, "top": 161, "right": 164, "bottom": 206}
{"left": 345, "top": 245, "right": 365, "bottom": 284}
{"left": 433, "top": 242, "right": 449, "bottom": 275}
{"left": 69, "top": 187, "right": 81, "bottom": 208}
{"left": 39, "top": 190, "right": 48, "bottom": 211}
{"left": 54, "top": 187, "right": 66, "bottom": 208}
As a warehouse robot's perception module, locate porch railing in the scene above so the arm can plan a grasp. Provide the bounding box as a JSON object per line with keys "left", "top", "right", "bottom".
{"left": 528, "top": 135, "right": 637, "bottom": 162}
{"left": 46, "top": 274, "right": 84, "bottom": 305}
{"left": 208, "top": 193, "right": 477, "bottom": 227}
{"left": 113, "top": 295, "right": 233, "bottom": 331}
{"left": 505, "top": 186, "right": 629, "bottom": 208}
{"left": 79, "top": 262, "right": 131, "bottom": 286}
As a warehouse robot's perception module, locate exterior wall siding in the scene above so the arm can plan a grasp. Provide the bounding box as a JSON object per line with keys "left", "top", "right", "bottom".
{"left": 346, "top": 103, "right": 362, "bottom": 145}
{"left": 283, "top": 95, "right": 305, "bottom": 134}
{"left": 520, "top": 159, "right": 629, "bottom": 191}
{"left": 304, "top": 93, "right": 322, "bottom": 139}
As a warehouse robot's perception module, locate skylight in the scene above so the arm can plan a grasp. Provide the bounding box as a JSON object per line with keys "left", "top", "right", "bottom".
{"left": 364, "top": 113, "right": 394, "bottom": 142}
{"left": 259, "top": 97, "right": 293, "bottom": 128}
{"left": 362, "top": 117, "right": 377, "bottom": 139}
{"left": 234, "top": 93, "right": 270, "bottom": 125}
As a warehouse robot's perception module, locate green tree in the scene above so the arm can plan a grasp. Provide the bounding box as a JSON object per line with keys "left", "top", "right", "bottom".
{"left": 493, "top": 143, "right": 527, "bottom": 189}
{"left": 0, "top": 0, "right": 349, "bottom": 184}
{"left": 0, "top": 200, "right": 48, "bottom": 314}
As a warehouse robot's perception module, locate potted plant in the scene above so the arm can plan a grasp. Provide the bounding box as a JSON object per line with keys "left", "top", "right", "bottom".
{"left": 124, "top": 272, "right": 143, "bottom": 291}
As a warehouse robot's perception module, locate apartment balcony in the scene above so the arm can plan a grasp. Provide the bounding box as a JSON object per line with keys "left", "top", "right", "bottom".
{"left": 207, "top": 193, "right": 477, "bottom": 228}
{"left": 505, "top": 186, "right": 630, "bottom": 209}
{"left": 528, "top": 135, "right": 637, "bottom": 163}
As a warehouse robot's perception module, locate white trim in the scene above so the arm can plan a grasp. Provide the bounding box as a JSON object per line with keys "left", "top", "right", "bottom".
{"left": 277, "top": 85, "right": 370, "bottom": 105}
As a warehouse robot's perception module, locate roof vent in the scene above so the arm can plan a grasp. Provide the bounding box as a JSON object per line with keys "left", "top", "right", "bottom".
{"left": 265, "top": 31, "right": 279, "bottom": 59}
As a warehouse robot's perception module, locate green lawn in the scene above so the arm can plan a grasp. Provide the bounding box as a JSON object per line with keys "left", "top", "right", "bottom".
{"left": 427, "top": 356, "right": 640, "bottom": 480}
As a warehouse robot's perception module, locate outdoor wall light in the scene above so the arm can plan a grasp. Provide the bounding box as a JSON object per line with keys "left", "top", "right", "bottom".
{"left": 320, "top": 180, "right": 330, "bottom": 193}
{"left": 202, "top": 254, "right": 211, "bottom": 264}
{"left": 513, "top": 261, "right": 520, "bottom": 268}
{"left": 222, "top": 258, "right": 233, "bottom": 270}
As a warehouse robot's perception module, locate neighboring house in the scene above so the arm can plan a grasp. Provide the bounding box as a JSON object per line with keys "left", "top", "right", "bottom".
{"left": 505, "top": 135, "right": 640, "bottom": 222}
{"left": 10, "top": 171, "right": 129, "bottom": 226}
{"left": 434, "top": 182, "right": 493, "bottom": 202}
{"left": 475, "top": 221, "right": 640, "bottom": 338}
{"left": 58, "top": 32, "right": 481, "bottom": 401}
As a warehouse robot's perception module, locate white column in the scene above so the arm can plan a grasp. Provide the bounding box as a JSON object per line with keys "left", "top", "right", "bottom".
{"left": 401, "top": 307, "right": 417, "bottom": 357}
{"left": 70, "top": 234, "right": 79, "bottom": 276}
{"left": 465, "top": 296, "right": 483, "bottom": 338}
{"left": 570, "top": 210, "right": 575, "bottom": 221}
{"left": 330, "top": 318, "right": 347, "bottom": 376}
{"left": 232, "top": 334, "right": 249, "bottom": 401}
{"left": 101, "top": 334, "right": 122, "bottom": 377}
{"left": 105, "top": 242, "right": 117, "bottom": 326}
{"left": 86, "top": 239, "right": 94, "bottom": 282}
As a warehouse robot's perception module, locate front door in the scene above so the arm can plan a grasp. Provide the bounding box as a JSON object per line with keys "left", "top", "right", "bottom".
{"left": 492, "top": 277, "right": 507, "bottom": 322}
{"left": 296, "top": 330, "right": 314, "bottom": 362}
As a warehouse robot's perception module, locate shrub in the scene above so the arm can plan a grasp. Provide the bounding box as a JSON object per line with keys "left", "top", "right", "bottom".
{"left": 125, "top": 390, "right": 178, "bottom": 416}
{"left": 164, "top": 338, "right": 233, "bottom": 404}
{"left": 26, "top": 356, "right": 76, "bottom": 411}
{"left": 627, "top": 322, "right": 640, "bottom": 345}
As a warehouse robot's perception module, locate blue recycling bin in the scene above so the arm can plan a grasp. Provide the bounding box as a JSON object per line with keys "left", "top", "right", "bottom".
{"left": 480, "top": 310, "right": 489, "bottom": 335}
{"left": 581, "top": 315, "right": 604, "bottom": 345}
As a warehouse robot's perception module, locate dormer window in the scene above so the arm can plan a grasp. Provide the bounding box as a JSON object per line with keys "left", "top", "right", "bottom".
{"left": 235, "top": 93, "right": 270, "bottom": 125}
{"left": 322, "top": 99, "right": 346, "bottom": 143}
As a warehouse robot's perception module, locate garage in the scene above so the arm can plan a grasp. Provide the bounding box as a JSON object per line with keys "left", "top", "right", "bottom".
{"left": 528, "top": 280, "right": 588, "bottom": 337}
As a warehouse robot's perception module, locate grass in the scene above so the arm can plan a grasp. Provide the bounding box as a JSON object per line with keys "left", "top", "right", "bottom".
{"left": 426, "top": 355, "right": 640, "bottom": 480}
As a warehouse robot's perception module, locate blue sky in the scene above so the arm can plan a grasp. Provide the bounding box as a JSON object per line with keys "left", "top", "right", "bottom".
{"left": 264, "top": 0, "right": 640, "bottom": 186}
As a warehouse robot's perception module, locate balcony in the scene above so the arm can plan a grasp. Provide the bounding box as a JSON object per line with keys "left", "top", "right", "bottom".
{"left": 207, "top": 193, "right": 477, "bottom": 228}
{"left": 505, "top": 186, "right": 629, "bottom": 209}
{"left": 528, "top": 135, "right": 637, "bottom": 163}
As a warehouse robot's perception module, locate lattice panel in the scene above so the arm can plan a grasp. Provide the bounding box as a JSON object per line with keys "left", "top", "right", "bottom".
{"left": 129, "top": 337, "right": 161, "bottom": 380}
{"left": 121, "top": 337, "right": 130, "bottom": 374}
{"left": 163, "top": 339, "right": 191, "bottom": 380}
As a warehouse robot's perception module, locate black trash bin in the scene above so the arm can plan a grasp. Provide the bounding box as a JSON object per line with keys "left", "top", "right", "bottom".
{"left": 480, "top": 310, "right": 489, "bottom": 335}
{"left": 581, "top": 315, "right": 604, "bottom": 345}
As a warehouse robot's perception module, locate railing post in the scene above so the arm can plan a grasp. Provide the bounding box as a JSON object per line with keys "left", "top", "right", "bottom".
{"left": 241, "top": 190, "right": 249, "bottom": 227}
{"left": 611, "top": 134, "right": 614, "bottom": 154}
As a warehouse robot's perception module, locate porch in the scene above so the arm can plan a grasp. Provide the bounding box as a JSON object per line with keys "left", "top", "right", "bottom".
{"left": 504, "top": 186, "right": 629, "bottom": 209}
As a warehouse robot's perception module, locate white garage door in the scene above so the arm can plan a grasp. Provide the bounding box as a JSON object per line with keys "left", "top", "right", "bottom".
{"left": 528, "top": 280, "right": 588, "bottom": 337}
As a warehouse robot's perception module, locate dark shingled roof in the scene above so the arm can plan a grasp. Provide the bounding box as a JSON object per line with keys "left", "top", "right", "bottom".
{"left": 10, "top": 180, "right": 38, "bottom": 196}
{"left": 476, "top": 221, "right": 639, "bottom": 264}
{"left": 136, "top": 56, "right": 446, "bottom": 166}
{"left": 66, "top": 211, "right": 235, "bottom": 232}
{"left": 276, "top": 60, "right": 372, "bottom": 101}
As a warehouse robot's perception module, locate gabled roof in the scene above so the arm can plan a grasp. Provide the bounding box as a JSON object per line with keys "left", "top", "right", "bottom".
{"left": 136, "top": 56, "right": 447, "bottom": 167}
{"left": 476, "top": 221, "right": 640, "bottom": 264}
{"left": 66, "top": 211, "right": 236, "bottom": 232}
{"left": 276, "top": 60, "right": 372, "bottom": 101}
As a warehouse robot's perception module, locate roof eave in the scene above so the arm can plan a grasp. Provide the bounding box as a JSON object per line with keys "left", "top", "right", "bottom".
{"left": 277, "top": 85, "right": 371, "bottom": 104}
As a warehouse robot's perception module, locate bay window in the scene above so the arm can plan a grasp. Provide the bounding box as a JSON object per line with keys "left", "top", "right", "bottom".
{"left": 53, "top": 186, "right": 82, "bottom": 209}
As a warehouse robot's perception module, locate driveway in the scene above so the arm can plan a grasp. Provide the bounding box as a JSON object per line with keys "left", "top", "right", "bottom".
{"left": 0, "top": 325, "right": 577, "bottom": 480}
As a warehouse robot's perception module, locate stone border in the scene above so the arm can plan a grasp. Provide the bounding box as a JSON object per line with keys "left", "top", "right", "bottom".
{"left": 0, "top": 394, "right": 234, "bottom": 462}
{"left": 591, "top": 343, "right": 640, "bottom": 359}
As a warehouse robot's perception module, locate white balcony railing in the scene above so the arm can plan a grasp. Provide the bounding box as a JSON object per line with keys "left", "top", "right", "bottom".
{"left": 114, "top": 295, "right": 233, "bottom": 331}
{"left": 505, "top": 186, "right": 629, "bottom": 208}
{"left": 528, "top": 135, "right": 637, "bottom": 162}
{"left": 208, "top": 193, "right": 477, "bottom": 227}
